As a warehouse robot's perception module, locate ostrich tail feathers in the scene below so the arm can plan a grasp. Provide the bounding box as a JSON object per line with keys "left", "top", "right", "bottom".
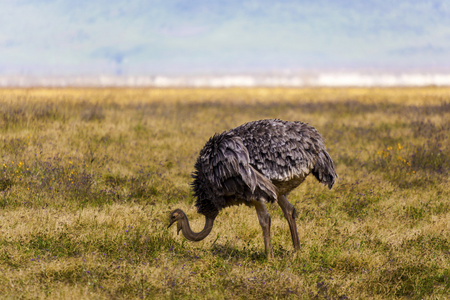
{"left": 312, "top": 150, "right": 337, "bottom": 189}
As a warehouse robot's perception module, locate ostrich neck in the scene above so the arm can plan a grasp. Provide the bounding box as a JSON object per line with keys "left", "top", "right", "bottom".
{"left": 181, "top": 215, "right": 215, "bottom": 241}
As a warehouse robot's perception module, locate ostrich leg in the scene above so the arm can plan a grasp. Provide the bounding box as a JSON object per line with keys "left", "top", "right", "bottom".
{"left": 254, "top": 201, "right": 273, "bottom": 258}
{"left": 277, "top": 195, "right": 300, "bottom": 251}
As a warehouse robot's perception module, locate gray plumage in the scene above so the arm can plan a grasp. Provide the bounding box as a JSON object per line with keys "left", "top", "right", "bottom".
{"left": 168, "top": 119, "right": 337, "bottom": 257}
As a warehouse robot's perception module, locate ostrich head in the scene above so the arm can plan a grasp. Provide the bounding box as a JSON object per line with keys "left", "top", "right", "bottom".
{"left": 167, "top": 209, "right": 185, "bottom": 235}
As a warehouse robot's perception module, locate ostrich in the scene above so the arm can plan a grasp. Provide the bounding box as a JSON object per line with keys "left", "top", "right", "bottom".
{"left": 168, "top": 119, "right": 337, "bottom": 257}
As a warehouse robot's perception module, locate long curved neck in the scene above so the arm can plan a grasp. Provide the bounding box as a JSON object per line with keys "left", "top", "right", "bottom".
{"left": 180, "top": 214, "right": 215, "bottom": 241}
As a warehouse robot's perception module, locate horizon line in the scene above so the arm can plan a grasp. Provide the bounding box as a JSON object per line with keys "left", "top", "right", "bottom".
{"left": 1, "top": 72, "right": 450, "bottom": 88}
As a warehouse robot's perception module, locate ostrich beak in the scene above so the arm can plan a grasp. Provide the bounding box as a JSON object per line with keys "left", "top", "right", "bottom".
{"left": 167, "top": 220, "right": 182, "bottom": 235}
{"left": 167, "top": 220, "right": 175, "bottom": 229}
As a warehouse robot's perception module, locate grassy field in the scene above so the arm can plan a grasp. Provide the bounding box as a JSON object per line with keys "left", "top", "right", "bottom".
{"left": 0, "top": 87, "right": 448, "bottom": 299}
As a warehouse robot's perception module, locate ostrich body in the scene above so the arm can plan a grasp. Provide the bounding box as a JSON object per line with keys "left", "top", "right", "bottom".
{"left": 168, "top": 119, "right": 337, "bottom": 256}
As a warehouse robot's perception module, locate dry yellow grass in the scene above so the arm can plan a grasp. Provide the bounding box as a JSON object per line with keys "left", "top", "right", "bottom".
{"left": 0, "top": 87, "right": 448, "bottom": 299}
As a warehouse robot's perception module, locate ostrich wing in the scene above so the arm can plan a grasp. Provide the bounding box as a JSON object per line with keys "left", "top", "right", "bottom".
{"left": 198, "top": 133, "right": 277, "bottom": 203}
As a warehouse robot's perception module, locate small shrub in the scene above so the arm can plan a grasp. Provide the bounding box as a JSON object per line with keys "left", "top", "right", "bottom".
{"left": 0, "top": 176, "right": 13, "bottom": 191}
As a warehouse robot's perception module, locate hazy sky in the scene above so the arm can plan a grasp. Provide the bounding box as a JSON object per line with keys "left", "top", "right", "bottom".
{"left": 1, "top": 0, "right": 449, "bottom": 76}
